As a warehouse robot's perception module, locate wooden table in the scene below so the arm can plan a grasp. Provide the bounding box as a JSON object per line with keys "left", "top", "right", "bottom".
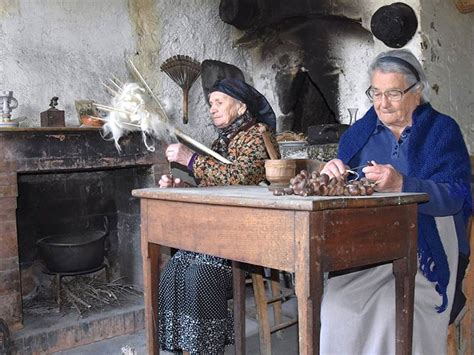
{"left": 132, "top": 186, "right": 428, "bottom": 355}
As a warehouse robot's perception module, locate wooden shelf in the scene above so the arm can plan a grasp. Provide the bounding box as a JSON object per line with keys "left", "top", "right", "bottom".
{"left": 0, "top": 126, "right": 99, "bottom": 132}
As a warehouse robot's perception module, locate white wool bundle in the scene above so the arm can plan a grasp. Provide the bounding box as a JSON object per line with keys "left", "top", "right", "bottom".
{"left": 101, "top": 82, "right": 176, "bottom": 152}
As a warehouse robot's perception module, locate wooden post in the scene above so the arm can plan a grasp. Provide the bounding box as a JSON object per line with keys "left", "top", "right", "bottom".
{"left": 140, "top": 200, "right": 161, "bottom": 355}
{"left": 232, "top": 261, "right": 246, "bottom": 355}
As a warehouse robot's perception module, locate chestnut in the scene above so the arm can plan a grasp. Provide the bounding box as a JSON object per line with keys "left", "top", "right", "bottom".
{"left": 283, "top": 187, "right": 294, "bottom": 195}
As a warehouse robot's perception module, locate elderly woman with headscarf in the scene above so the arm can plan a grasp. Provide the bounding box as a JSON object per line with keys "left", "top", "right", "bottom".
{"left": 319, "top": 49, "right": 472, "bottom": 354}
{"left": 158, "top": 78, "right": 279, "bottom": 355}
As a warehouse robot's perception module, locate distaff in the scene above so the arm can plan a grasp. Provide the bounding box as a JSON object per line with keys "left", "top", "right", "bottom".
{"left": 128, "top": 58, "right": 233, "bottom": 164}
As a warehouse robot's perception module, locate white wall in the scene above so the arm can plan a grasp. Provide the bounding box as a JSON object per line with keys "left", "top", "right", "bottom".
{"left": 0, "top": 0, "right": 135, "bottom": 126}
{"left": 333, "top": 0, "right": 422, "bottom": 122}
{"left": 152, "top": 0, "right": 250, "bottom": 147}
{"left": 0, "top": 0, "right": 472, "bottom": 153}
{"left": 419, "top": 0, "right": 474, "bottom": 152}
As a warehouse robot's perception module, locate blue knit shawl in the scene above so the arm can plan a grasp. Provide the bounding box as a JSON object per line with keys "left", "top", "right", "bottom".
{"left": 338, "top": 103, "right": 472, "bottom": 312}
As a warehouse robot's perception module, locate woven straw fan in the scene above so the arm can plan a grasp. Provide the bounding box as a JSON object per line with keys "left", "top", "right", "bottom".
{"left": 160, "top": 55, "right": 201, "bottom": 124}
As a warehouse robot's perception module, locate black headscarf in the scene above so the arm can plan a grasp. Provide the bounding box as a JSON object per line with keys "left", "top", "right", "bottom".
{"left": 209, "top": 78, "right": 276, "bottom": 130}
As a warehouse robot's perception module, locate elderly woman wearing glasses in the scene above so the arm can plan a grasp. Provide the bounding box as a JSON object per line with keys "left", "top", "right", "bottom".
{"left": 320, "top": 49, "right": 472, "bottom": 354}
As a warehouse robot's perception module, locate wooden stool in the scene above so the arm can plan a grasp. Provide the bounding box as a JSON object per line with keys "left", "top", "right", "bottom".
{"left": 251, "top": 266, "right": 297, "bottom": 355}
{"left": 447, "top": 216, "right": 473, "bottom": 355}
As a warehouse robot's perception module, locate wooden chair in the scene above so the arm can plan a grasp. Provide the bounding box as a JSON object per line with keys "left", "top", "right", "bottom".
{"left": 447, "top": 215, "right": 473, "bottom": 355}
{"left": 251, "top": 267, "right": 297, "bottom": 355}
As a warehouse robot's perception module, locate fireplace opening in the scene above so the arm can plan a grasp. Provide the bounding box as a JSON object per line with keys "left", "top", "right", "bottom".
{"left": 12, "top": 165, "right": 152, "bottom": 352}
{"left": 17, "top": 165, "right": 151, "bottom": 294}
{"left": 221, "top": 1, "right": 373, "bottom": 135}
{"left": 0, "top": 128, "right": 164, "bottom": 353}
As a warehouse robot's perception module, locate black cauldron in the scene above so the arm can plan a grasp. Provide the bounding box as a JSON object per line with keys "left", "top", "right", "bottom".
{"left": 37, "top": 230, "right": 107, "bottom": 273}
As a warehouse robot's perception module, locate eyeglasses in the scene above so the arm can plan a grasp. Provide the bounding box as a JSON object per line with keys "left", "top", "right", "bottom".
{"left": 365, "top": 82, "right": 418, "bottom": 102}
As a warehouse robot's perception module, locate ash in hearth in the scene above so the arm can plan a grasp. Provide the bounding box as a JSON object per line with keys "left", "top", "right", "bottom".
{"left": 23, "top": 275, "right": 142, "bottom": 318}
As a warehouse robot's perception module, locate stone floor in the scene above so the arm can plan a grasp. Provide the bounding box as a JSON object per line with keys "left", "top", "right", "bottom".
{"left": 54, "top": 320, "right": 298, "bottom": 355}
{"left": 12, "top": 295, "right": 145, "bottom": 354}
{"left": 53, "top": 290, "right": 299, "bottom": 354}
{"left": 54, "top": 318, "right": 299, "bottom": 355}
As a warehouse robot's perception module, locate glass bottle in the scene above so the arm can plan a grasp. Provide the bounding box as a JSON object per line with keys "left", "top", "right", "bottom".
{"left": 347, "top": 108, "right": 358, "bottom": 125}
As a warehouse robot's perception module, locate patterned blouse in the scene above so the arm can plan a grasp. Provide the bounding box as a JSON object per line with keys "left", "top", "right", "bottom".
{"left": 192, "top": 123, "right": 279, "bottom": 187}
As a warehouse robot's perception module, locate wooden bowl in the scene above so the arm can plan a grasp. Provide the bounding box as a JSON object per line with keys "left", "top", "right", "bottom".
{"left": 265, "top": 159, "right": 296, "bottom": 188}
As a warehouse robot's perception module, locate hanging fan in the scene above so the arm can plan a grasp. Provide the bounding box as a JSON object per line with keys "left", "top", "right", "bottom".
{"left": 160, "top": 55, "right": 201, "bottom": 124}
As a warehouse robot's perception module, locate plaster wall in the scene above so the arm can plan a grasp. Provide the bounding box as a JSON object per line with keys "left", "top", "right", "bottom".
{"left": 243, "top": 0, "right": 421, "bottom": 127}
{"left": 151, "top": 0, "right": 250, "bottom": 147}
{"left": 419, "top": 0, "right": 474, "bottom": 152}
{"left": 144, "top": 0, "right": 415, "bottom": 142}
{"left": 319, "top": 0, "right": 422, "bottom": 121}
{"left": 152, "top": 0, "right": 472, "bottom": 151}
{"left": 0, "top": 0, "right": 472, "bottom": 153}
{"left": 0, "top": 0, "right": 135, "bottom": 127}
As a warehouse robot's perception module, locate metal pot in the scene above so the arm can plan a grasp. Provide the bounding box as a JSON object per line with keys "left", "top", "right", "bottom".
{"left": 37, "top": 230, "right": 107, "bottom": 273}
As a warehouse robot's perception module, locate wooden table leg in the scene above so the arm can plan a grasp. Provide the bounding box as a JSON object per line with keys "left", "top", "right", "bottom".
{"left": 232, "top": 261, "right": 246, "bottom": 355}
{"left": 393, "top": 257, "right": 416, "bottom": 355}
{"left": 295, "top": 212, "right": 323, "bottom": 355}
{"left": 393, "top": 211, "right": 417, "bottom": 355}
{"left": 295, "top": 263, "right": 323, "bottom": 355}
{"left": 142, "top": 241, "right": 161, "bottom": 355}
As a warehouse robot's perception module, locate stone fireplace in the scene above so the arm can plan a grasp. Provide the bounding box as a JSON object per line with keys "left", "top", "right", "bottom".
{"left": 0, "top": 127, "right": 166, "bottom": 352}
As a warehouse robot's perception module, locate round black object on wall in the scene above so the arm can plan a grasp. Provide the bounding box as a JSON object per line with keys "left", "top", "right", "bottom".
{"left": 370, "top": 2, "right": 418, "bottom": 48}
{"left": 219, "top": 0, "right": 259, "bottom": 30}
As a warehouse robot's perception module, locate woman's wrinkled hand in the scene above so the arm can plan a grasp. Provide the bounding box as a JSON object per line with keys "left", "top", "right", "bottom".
{"left": 320, "top": 159, "right": 348, "bottom": 179}
{"left": 362, "top": 161, "right": 403, "bottom": 192}
{"left": 158, "top": 174, "right": 187, "bottom": 188}
{"left": 165, "top": 143, "right": 194, "bottom": 167}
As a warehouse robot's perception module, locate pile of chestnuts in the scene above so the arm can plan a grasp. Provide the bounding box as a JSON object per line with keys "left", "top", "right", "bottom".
{"left": 272, "top": 169, "right": 376, "bottom": 197}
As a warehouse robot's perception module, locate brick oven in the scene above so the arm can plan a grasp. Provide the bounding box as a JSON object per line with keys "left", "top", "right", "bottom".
{"left": 0, "top": 127, "right": 166, "bottom": 352}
